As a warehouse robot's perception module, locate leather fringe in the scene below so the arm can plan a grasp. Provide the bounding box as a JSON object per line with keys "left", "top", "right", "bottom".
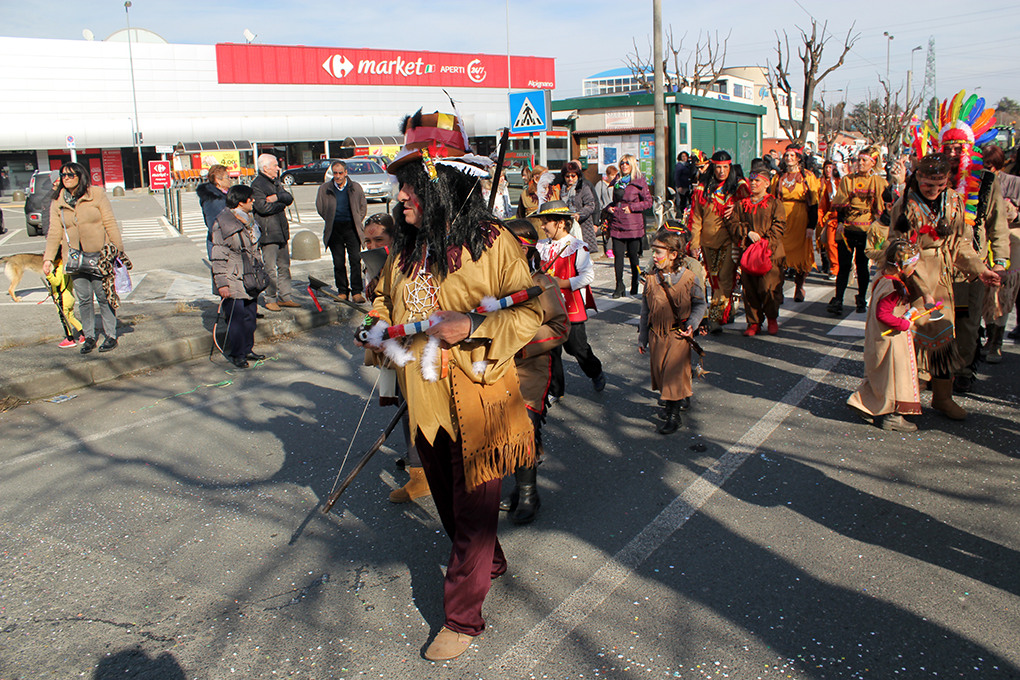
{"left": 916, "top": 339, "right": 961, "bottom": 378}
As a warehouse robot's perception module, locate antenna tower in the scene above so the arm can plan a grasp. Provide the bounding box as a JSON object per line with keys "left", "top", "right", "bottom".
{"left": 919, "top": 37, "right": 937, "bottom": 122}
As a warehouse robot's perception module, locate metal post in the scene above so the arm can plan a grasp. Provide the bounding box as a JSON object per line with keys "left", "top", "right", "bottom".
{"left": 529, "top": 133, "right": 535, "bottom": 167}
{"left": 125, "top": 2, "right": 145, "bottom": 189}
{"left": 883, "top": 32, "right": 894, "bottom": 81}
{"left": 652, "top": 0, "right": 665, "bottom": 204}
{"left": 539, "top": 130, "right": 547, "bottom": 168}
{"left": 175, "top": 188, "right": 183, "bottom": 232}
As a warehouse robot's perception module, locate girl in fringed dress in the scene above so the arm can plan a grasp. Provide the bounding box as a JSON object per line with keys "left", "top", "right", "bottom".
{"left": 847, "top": 239, "right": 923, "bottom": 432}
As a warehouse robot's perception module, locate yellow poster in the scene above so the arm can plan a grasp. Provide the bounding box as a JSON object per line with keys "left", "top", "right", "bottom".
{"left": 199, "top": 150, "right": 240, "bottom": 172}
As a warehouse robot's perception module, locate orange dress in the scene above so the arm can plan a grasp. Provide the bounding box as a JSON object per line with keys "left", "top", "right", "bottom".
{"left": 818, "top": 177, "right": 840, "bottom": 276}
{"left": 771, "top": 172, "right": 819, "bottom": 274}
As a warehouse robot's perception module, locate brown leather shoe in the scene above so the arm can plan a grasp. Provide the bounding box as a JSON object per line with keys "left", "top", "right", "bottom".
{"left": 352, "top": 293, "right": 366, "bottom": 304}
{"left": 278, "top": 300, "right": 301, "bottom": 308}
{"left": 424, "top": 626, "right": 473, "bottom": 661}
{"left": 264, "top": 302, "right": 281, "bottom": 312}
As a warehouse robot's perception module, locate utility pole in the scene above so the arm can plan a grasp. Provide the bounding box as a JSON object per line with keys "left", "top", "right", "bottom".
{"left": 125, "top": 2, "right": 145, "bottom": 189}
{"left": 652, "top": 0, "right": 665, "bottom": 205}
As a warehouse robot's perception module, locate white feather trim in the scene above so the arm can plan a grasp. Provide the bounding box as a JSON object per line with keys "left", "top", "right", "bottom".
{"left": 472, "top": 360, "right": 488, "bottom": 378}
{"left": 421, "top": 335, "right": 441, "bottom": 382}
{"left": 435, "top": 158, "right": 490, "bottom": 178}
{"left": 478, "top": 295, "right": 500, "bottom": 313}
{"left": 366, "top": 320, "right": 389, "bottom": 347}
{"left": 381, "top": 338, "right": 414, "bottom": 367}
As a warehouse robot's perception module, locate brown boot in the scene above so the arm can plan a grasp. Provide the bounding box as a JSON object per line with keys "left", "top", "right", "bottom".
{"left": 984, "top": 325, "right": 1004, "bottom": 364}
{"left": 388, "top": 466, "right": 431, "bottom": 503}
{"left": 931, "top": 378, "right": 967, "bottom": 420}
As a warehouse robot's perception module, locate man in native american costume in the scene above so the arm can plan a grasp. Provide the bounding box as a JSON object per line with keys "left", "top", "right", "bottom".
{"left": 912, "top": 92, "right": 1011, "bottom": 394}
{"left": 360, "top": 109, "right": 542, "bottom": 661}
{"left": 688, "top": 150, "right": 750, "bottom": 332}
{"left": 889, "top": 151, "right": 1001, "bottom": 420}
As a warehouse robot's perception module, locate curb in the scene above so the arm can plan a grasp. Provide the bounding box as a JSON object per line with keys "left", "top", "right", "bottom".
{"left": 1, "top": 304, "right": 357, "bottom": 402}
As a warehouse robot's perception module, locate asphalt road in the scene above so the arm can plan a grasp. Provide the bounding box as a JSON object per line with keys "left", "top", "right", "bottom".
{"left": 1, "top": 261, "right": 1018, "bottom": 680}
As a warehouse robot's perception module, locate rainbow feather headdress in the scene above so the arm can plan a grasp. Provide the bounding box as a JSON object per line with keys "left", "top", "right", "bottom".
{"left": 911, "top": 90, "right": 997, "bottom": 227}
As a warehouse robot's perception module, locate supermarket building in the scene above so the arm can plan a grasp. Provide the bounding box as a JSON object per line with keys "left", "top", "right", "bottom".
{"left": 0, "top": 32, "right": 555, "bottom": 192}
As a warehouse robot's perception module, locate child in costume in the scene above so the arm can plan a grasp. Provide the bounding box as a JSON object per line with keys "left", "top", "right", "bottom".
{"left": 729, "top": 159, "right": 787, "bottom": 337}
{"left": 361, "top": 211, "right": 431, "bottom": 504}
{"left": 535, "top": 200, "right": 607, "bottom": 401}
{"left": 45, "top": 255, "right": 84, "bottom": 348}
{"left": 847, "top": 239, "right": 923, "bottom": 432}
{"left": 639, "top": 226, "right": 707, "bottom": 434}
{"left": 500, "top": 219, "right": 570, "bottom": 524}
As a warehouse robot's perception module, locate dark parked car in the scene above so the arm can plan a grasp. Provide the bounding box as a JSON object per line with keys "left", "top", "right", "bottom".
{"left": 280, "top": 159, "right": 338, "bottom": 186}
{"left": 24, "top": 169, "right": 60, "bottom": 237}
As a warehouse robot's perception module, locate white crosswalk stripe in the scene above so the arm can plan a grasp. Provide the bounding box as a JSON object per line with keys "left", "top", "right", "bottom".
{"left": 118, "top": 216, "right": 177, "bottom": 242}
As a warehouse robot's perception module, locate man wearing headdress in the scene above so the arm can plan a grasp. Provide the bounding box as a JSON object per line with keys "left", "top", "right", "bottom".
{"left": 688, "top": 150, "right": 749, "bottom": 332}
{"left": 889, "top": 153, "right": 1000, "bottom": 420}
{"left": 938, "top": 119, "right": 1010, "bottom": 392}
{"left": 358, "top": 109, "right": 541, "bottom": 661}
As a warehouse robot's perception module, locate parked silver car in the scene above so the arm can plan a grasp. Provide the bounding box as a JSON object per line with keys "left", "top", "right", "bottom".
{"left": 336, "top": 157, "right": 398, "bottom": 208}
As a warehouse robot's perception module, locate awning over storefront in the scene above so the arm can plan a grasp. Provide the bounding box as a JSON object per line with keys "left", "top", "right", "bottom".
{"left": 341, "top": 135, "right": 403, "bottom": 148}
{"left": 175, "top": 140, "right": 253, "bottom": 153}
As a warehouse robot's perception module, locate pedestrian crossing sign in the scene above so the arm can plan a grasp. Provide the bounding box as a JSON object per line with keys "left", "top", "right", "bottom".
{"left": 509, "top": 90, "right": 552, "bottom": 134}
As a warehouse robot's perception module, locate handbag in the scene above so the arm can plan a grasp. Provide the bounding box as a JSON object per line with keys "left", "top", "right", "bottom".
{"left": 242, "top": 248, "right": 269, "bottom": 297}
{"left": 740, "top": 238, "right": 773, "bottom": 276}
{"left": 61, "top": 212, "right": 103, "bottom": 277}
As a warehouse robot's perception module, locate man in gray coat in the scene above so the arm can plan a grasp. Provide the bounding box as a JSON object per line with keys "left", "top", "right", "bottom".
{"left": 315, "top": 160, "right": 368, "bottom": 302}
{"left": 251, "top": 153, "right": 300, "bottom": 311}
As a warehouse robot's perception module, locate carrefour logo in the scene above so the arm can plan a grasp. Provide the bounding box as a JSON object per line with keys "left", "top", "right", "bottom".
{"left": 322, "top": 54, "right": 354, "bottom": 78}
{"left": 322, "top": 53, "right": 437, "bottom": 79}
{"left": 467, "top": 59, "right": 487, "bottom": 83}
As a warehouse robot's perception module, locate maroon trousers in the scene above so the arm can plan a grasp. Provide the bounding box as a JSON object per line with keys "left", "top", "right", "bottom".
{"left": 416, "top": 428, "right": 506, "bottom": 636}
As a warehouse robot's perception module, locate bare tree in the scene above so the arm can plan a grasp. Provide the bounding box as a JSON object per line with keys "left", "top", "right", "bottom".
{"left": 847, "top": 78, "right": 922, "bottom": 152}
{"left": 763, "top": 20, "right": 859, "bottom": 145}
{"left": 815, "top": 99, "right": 847, "bottom": 158}
{"left": 625, "top": 29, "right": 731, "bottom": 97}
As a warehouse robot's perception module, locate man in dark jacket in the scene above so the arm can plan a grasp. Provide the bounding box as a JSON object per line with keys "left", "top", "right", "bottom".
{"left": 251, "top": 154, "right": 299, "bottom": 311}
{"left": 315, "top": 160, "right": 368, "bottom": 302}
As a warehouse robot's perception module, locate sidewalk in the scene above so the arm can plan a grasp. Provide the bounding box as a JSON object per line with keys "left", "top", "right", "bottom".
{"left": 0, "top": 188, "right": 360, "bottom": 402}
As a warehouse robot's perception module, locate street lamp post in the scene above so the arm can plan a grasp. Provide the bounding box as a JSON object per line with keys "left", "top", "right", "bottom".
{"left": 907, "top": 45, "right": 922, "bottom": 109}
{"left": 883, "top": 31, "right": 894, "bottom": 80}
{"left": 125, "top": 1, "right": 145, "bottom": 189}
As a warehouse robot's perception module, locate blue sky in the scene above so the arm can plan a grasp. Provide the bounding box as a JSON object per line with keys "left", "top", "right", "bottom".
{"left": 3, "top": 0, "right": 1017, "bottom": 113}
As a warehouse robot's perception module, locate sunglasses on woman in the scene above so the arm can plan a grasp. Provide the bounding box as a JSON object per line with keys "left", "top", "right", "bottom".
{"left": 61, "top": 172, "right": 79, "bottom": 178}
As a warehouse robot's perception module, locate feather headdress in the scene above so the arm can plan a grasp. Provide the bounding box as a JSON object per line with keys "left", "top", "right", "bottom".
{"left": 911, "top": 90, "right": 997, "bottom": 227}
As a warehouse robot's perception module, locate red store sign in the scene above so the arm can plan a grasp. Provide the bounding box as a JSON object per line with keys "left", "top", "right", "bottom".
{"left": 215, "top": 44, "right": 555, "bottom": 90}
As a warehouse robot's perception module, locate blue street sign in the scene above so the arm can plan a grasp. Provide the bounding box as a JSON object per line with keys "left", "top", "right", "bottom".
{"left": 509, "top": 90, "right": 552, "bottom": 134}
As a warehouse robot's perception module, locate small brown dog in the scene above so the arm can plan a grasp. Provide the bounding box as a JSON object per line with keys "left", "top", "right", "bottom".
{"left": 2, "top": 253, "right": 46, "bottom": 302}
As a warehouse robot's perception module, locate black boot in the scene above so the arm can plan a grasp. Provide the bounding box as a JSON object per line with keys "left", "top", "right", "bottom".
{"left": 510, "top": 466, "right": 540, "bottom": 524}
{"left": 612, "top": 283, "right": 625, "bottom": 299}
{"left": 826, "top": 297, "right": 843, "bottom": 316}
{"left": 657, "top": 401, "right": 681, "bottom": 435}
{"left": 499, "top": 484, "right": 519, "bottom": 512}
